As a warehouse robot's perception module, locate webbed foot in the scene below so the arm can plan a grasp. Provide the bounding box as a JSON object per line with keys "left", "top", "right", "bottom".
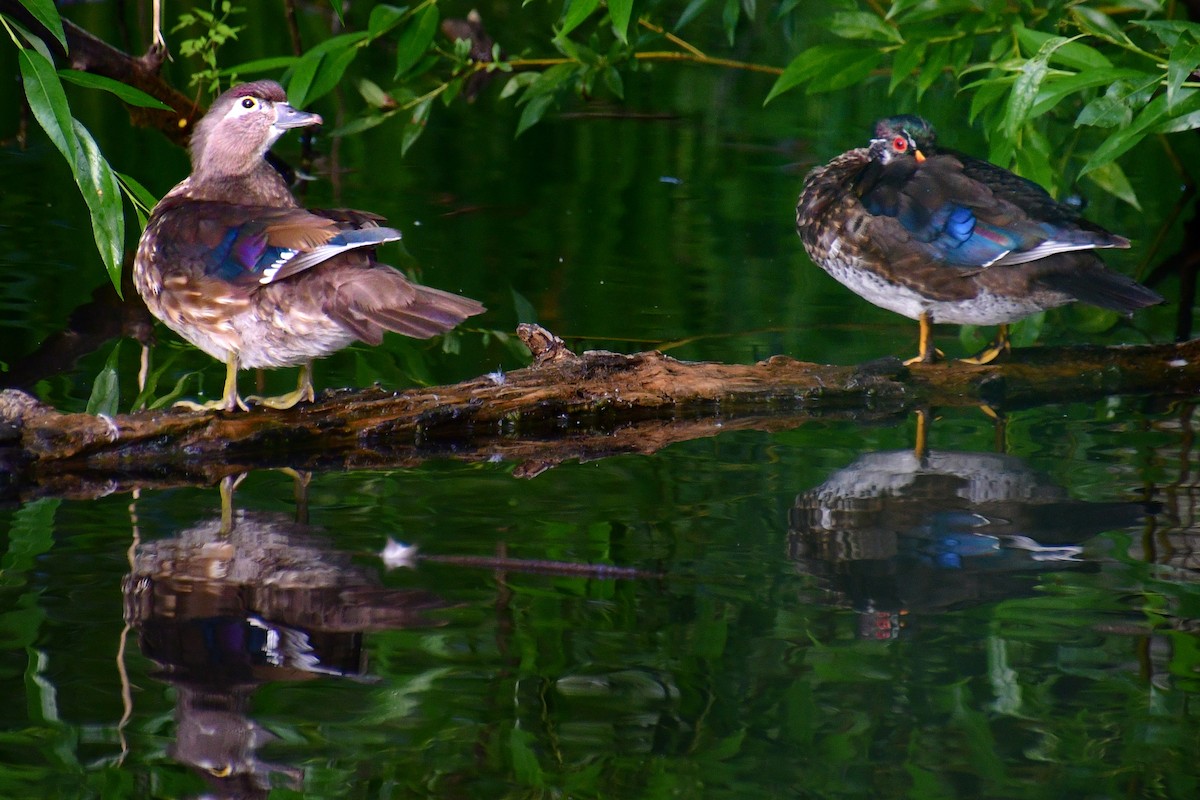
{"left": 959, "top": 324, "right": 1011, "bottom": 365}
{"left": 245, "top": 362, "right": 315, "bottom": 410}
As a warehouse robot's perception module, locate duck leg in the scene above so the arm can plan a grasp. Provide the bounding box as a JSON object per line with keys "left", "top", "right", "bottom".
{"left": 903, "top": 312, "right": 942, "bottom": 365}
{"left": 960, "top": 324, "right": 1011, "bottom": 365}
{"left": 174, "top": 353, "right": 247, "bottom": 412}
{"left": 218, "top": 472, "right": 249, "bottom": 534}
{"left": 247, "top": 361, "right": 315, "bottom": 410}
{"left": 914, "top": 408, "right": 930, "bottom": 460}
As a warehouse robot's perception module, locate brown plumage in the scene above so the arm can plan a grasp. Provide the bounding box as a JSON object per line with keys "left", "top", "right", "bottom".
{"left": 796, "top": 115, "right": 1161, "bottom": 363}
{"left": 134, "top": 80, "right": 484, "bottom": 410}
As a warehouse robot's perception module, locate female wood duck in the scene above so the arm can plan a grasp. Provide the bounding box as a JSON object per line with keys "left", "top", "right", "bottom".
{"left": 795, "top": 114, "right": 1162, "bottom": 364}
{"left": 134, "top": 80, "right": 485, "bottom": 411}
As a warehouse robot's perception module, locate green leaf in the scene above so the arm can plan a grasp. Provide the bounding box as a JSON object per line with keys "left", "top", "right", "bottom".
{"left": 552, "top": 32, "right": 598, "bottom": 65}
{"left": 329, "top": 112, "right": 394, "bottom": 137}
{"left": 1133, "top": 19, "right": 1200, "bottom": 48}
{"left": 1075, "top": 75, "right": 1159, "bottom": 128}
{"left": 18, "top": 0, "right": 67, "bottom": 52}
{"left": 1084, "top": 161, "right": 1141, "bottom": 211}
{"left": 811, "top": 50, "right": 881, "bottom": 93}
{"left": 603, "top": 65, "right": 624, "bottom": 99}
{"left": 57, "top": 70, "right": 173, "bottom": 110}
{"left": 130, "top": 347, "right": 191, "bottom": 410}
{"left": 829, "top": 10, "right": 902, "bottom": 43}
{"left": 442, "top": 75, "right": 463, "bottom": 105}
{"left": 1029, "top": 68, "right": 1147, "bottom": 119}
{"left": 72, "top": 120, "right": 125, "bottom": 292}
{"left": 328, "top": 0, "right": 346, "bottom": 28}
{"left": 307, "top": 45, "right": 359, "bottom": 105}
{"left": 916, "top": 41, "right": 950, "bottom": 98}
{"left": 1167, "top": 39, "right": 1200, "bottom": 110}
{"left": 560, "top": 0, "right": 601, "bottom": 38}
{"left": 519, "top": 62, "right": 577, "bottom": 100}
{"left": 1080, "top": 90, "right": 1192, "bottom": 176}
{"left": 516, "top": 92, "right": 555, "bottom": 136}
{"left": 674, "top": 0, "right": 710, "bottom": 31}
{"left": 219, "top": 55, "right": 299, "bottom": 76}
{"left": 368, "top": 4, "right": 409, "bottom": 40}
{"left": 358, "top": 78, "right": 395, "bottom": 109}
{"left": 721, "top": 0, "right": 739, "bottom": 45}
{"left": 85, "top": 342, "right": 122, "bottom": 416}
{"left": 18, "top": 48, "right": 79, "bottom": 164}
{"left": 609, "top": 0, "right": 634, "bottom": 43}
{"left": 709, "top": 728, "right": 748, "bottom": 760}
{"left": 765, "top": 44, "right": 880, "bottom": 103}
{"left": 511, "top": 288, "right": 538, "bottom": 324}
{"left": 19, "top": 49, "right": 124, "bottom": 291}
{"left": 286, "top": 32, "right": 368, "bottom": 107}
{"left": 1015, "top": 27, "right": 1111, "bottom": 70}
{"left": 967, "top": 76, "right": 1010, "bottom": 123}
{"left": 499, "top": 72, "right": 539, "bottom": 100}
{"left": 889, "top": 40, "right": 925, "bottom": 94}
{"left": 888, "top": 0, "right": 974, "bottom": 22}
{"left": 9, "top": 15, "right": 55, "bottom": 62}
{"left": 1154, "top": 107, "right": 1200, "bottom": 134}
{"left": 1012, "top": 124, "right": 1056, "bottom": 196}
{"left": 396, "top": 5, "right": 440, "bottom": 78}
{"left": 1002, "top": 33, "right": 1076, "bottom": 141}
{"left": 1066, "top": 304, "right": 1124, "bottom": 334}
{"left": 116, "top": 171, "right": 159, "bottom": 229}
{"left": 1070, "top": 6, "right": 1134, "bottom": 47}
{"left": 287, "top": 51, "right": 323, "bottom": 108}
{"left": 400, "top": 98, "right": 432, "bottom": 155}
{"left": 508, "top": 728, "right": 544, "bottom": 787}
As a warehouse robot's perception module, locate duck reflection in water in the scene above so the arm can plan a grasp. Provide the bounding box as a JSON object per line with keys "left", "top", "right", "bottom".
{"left": 789, "top": 447, "right": 1153, "bottom": 640}
{"left": 123, "top": 474, "right": 445, "bottom": 799}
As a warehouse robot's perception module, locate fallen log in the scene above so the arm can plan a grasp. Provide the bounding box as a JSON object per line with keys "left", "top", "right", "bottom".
{"left": 1, "top": 324, "right": 1197, "bottom": 500}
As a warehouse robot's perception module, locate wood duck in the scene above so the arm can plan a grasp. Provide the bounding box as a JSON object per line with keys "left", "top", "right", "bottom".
{"left": 796, "top": 114, "right": 1162, "bottom": 364}
{"left": 134, "top": 80, "right": 485, "bottom": 411}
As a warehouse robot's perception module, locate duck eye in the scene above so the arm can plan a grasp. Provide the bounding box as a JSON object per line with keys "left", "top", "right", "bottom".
{"left": 241, "top": 97, "right": 257, "bottom": 109}
{"left": 892, "top": 135, "right": 908, "bottom": 152}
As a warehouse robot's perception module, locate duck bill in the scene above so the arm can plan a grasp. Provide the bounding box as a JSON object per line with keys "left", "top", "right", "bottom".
{"left": 274, "top": 104, "right": 324, "bottom": 130}
{"left": 914, "top": 148, "right": 927, "bottom": 163}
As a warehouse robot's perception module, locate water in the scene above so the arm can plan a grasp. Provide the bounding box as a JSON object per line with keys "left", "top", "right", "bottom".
{"left": 3, "top": 408, "right": 1197, "bottom": 798}
{"left": 2, "top": 8, "right": 1198, "bottom": 798}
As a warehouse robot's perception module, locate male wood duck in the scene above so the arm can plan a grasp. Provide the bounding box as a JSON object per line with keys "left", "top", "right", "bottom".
{"left": 134, "top": 80, "right": 485, "bottom": 411}
{"left": 795, "top": 114, "right": 1162, "bottom": 364}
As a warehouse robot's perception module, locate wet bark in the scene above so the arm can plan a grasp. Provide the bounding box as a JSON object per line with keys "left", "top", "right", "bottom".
{"left": 2, "top": 324, "right": 1197, "bottom": 501}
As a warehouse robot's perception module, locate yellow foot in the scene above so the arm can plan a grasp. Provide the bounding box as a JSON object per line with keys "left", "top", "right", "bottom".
{"left": 173, "top": 396, "right": 247, "bottom": 412}
{"left": 959, "top": 340, "right": 1010, "bottom": 365}
{"left": 978, "top": 403, "right": 1002, "bottom": 421}
{"left": 246, "top": 362, "right": 317, "bottom": 410}
{"left": 902, "top": 347, "right": 944, "bottom": 366}
{"left": 245, "top": 386, "right": 315, "bottom": 410}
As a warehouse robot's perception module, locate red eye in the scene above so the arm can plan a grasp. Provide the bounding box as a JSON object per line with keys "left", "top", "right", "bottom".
{"left": 892, "top": 135, "right": 908, "bottom": 152}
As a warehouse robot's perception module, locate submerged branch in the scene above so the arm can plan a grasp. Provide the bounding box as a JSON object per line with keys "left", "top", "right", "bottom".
{"left": 2, "top": 325, "right": 1197, "bottom": 501}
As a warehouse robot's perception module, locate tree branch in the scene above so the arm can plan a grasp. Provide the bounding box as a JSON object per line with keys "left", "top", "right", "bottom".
{"left": 1, "top": 0, "right": 200, "bottom": 145}
{"left": 2, "top": 325, "right": 1197, "bottom": 501}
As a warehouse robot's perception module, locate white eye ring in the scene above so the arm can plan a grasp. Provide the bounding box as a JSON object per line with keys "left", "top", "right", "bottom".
{"left": 227, "top": 96, "right": 264, "bottom": 119}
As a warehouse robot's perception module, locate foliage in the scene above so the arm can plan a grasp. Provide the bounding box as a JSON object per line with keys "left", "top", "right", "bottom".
{"left": 172, "top": 0, "right": 245, "bottom": 96}
{"left": 4, "top": 0, "right": 1197, "bottom": 300}
{"left": 767, "top": 0, "right": 1200, "bottom": 207}
{"left": 216, "top": 0, "right": 783, "bottom": 154}
{"left": 0, "top": 1, "right": 172, "bottom": 293}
